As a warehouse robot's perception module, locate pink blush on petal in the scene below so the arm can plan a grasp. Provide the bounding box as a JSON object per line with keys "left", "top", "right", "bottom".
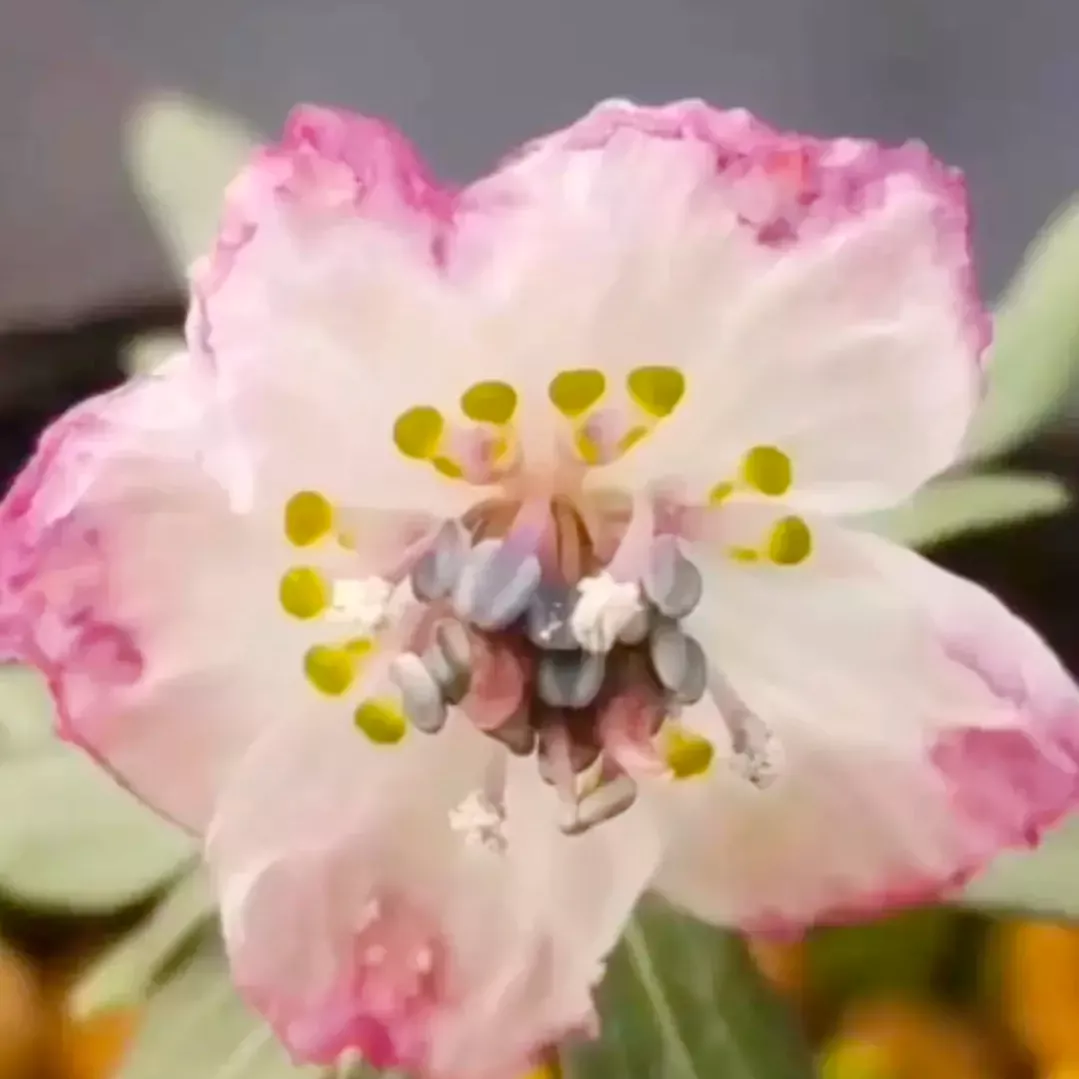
{"left": 544, "top": 99, "right": 990, "bottom": 359}
{"left": 932, "top": 714, "right": 1079, "bottom": 851}
{"left": 249, "top": 894, "right": 451, "bottom": 1073}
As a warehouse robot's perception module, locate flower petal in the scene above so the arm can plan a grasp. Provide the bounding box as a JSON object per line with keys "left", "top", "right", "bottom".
{"left": 189, "top": 105, "right": 486, "bottom": 517}
{"left": 648, "top": 520, "right": 1079, "bottom": 932}
{"left": 209, "top": 713, "right": 660, "bottom": 1077}
{"left": 0, "top": 356, "right": 424, "bottom": 833}
{"left": 472, "top": 99, "right": 987, "bottom": 511}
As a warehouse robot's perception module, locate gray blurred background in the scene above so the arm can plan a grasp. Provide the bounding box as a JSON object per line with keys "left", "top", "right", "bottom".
{"left": 0, "top": 0, "right": 1076, "bottom": 329}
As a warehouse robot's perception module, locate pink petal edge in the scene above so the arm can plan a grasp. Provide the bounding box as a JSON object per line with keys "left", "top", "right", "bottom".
{"left": 741, "top": 582, "right": 1079, "bottom": 937}
{"left": 189, "top": 99, "right": 990, "bottom": 373}
{"left": 0, "top": 396, "right": 146, "bottom": 758}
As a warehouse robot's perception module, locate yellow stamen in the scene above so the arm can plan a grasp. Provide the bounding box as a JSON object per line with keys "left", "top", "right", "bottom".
{"left": 304, "top": 645, "right": 357, "bottom": 696}
{"left": 728, "top": 546, "right": 760, "bottom": 564}
{"left": 741, "top": 446, "right": 792, "bottom": 497}
{"left": 617, "top": 425, "right": 649, "bottom": 455}
{"left": 346, "top": 637, "right": 375, "bottom": 659}
{"left": 393, "top": 406, "right": 444, "bottom": 460}
{"left": 665, "top": 727, "right": 715, "bottom": 779}
{"left": 549, "top": 369, "right": 606, "bottom": 418}
{"left": 461, "top": 380, "right": 518, "bottom": 425}
{"left": 354, "top": 699, "right": 408, "bottom": 745}
{"left": 279, "top": 567, "right": 328, "bottom": 619}
{"left": 431, "top": 455, "right": 464, "bottom": 479}
{"left": 520, "top": 1056, "right": 563, "bottom": 1079}
{"left": 768, "top": 516, "right": 812, "bottom": 565}
{"left": 284, "top": 490, "right": 334, "bottom": 547}
{"left": 709, "top": 481, "right": 735, "bottom": 506}
{"left": 627, "top": 366, "right": 686, "bottom": 418}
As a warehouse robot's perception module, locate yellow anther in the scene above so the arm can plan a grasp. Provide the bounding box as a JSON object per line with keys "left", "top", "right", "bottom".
{"left": 617, "top": 425, "right": 649, "bottom": 455}
{"left": 304, "top": 645, "right": 356, "bottom": 696}
{"left": 279, "top": 567, "right": 328, "bottom": 619}
{"left": 489, "top": 432, "right": 511, "bottom": 464}
{"left": 284, "top": 490, "right": 334, "bottom": 547}
{"left": 338, "top": 530, "right": 358, "bottom": 551}
{"left": 741, "top": 446, "right": 792, "bottom": 496}
{"left": 549, "top": 369, "right": 606, "bottom": 418}
{"left": 346, "top": 637, "right": 375, "bottom": 659}
{"left": 461, "top": 380, "right": 518, "bottom": 425}
{"left": 394, "top": 406, "right": 445, "bottom": 460}
{"left": 574, "top": 422, "right": 649, "bottom": 467}
{"left": 627, "top": 366, "right": 686, "bottom": 418}
{"left": 665, "top": 727, "right": 715, "bottom": 779}
{"left": 729, "top": 546, "right": 760, "bottom": 564}
{"left": 520, "top": 1056, "right": 563, "bottom": 1079}
{"left": 768, "top": 516, "right": 812, "bottom": 565}
{"left": 431, "top": 455, "right": 464, "bottom": 479}
{"left": 574, "top": 429, "right": 603, "bottom": 466}
{"left": 709, "top": 481, "right": 734, "bottom": 506}
{"left": 354, "top": 698, "right": 408, "bottom": 745}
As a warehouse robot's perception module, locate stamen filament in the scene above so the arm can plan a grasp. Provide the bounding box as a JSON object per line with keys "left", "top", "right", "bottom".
{"left": 605, "top": 493, "right": 655, "bottom": 582}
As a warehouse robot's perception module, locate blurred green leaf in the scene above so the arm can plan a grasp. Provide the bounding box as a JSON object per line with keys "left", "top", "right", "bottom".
{"left": 567, "top": 898, "right": 814, "bottom": 1079}
{"left": 117, "top": 932, "right": 386, "bottom": 1079}
{"left": 960, "top": 815, "right": 1079, "bottom": 920}
{"left": 964, "top": 197, "right": 1079, "bottom": 463}
{"left": 862, "top": 471, "right": 1070, "bottom": 548}
{"left": 0, "top": 663, "right": 58, "bottom": 753}
{"left": 73, "top": 866, "right": 213, "bottom": 1017}
{"left": 123, "top": 331, "right": 185, "bottom": 377}
{"left": 125, "top": 93, "right": 261, "bottom": 280}
{"left": 117, "top": 932, "right": 324, "bottom": 1079}
{"left": 806, "top": 909, "right": 955, "bottom": 1009}
{"left": 0, "top": 747, "right": 191, "bottom": 910}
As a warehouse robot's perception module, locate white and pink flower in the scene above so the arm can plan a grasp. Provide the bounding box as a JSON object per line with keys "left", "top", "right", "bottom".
{"left": 3, "top": 99, "right": 1078, "bottom": 1078}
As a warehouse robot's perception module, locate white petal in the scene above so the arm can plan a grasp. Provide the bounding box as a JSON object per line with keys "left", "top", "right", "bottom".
{"left": 0, "top": 355, "right": 429, "bottom": 834}
{"left": 191, "top": 106, "right": 492, "bottom": 517}
{"left": 209, "top": 717, "right": 660, "bottom": 1077}
{"left": 471, "top": 100, "right": 986, "bottom": 511}
{"left": 646, "top": 519, "right": 1079, "bottom": 931}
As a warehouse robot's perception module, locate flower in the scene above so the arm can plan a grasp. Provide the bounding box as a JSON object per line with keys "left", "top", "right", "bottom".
{"left": 3, "top": 98, "right": 1078, "bottom": 1079}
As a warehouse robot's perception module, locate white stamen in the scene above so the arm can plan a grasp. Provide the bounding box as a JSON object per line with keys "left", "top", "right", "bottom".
{"left": 328, "top": 576, "right": 394, "bottom": 633}
{"left": 571, "top": 573, "right": 645, "bottom": 653}
{"left": 449, "top": 790, "right": 507, "bottom": 854}
{"left": 730, "top": 719, "right": 784, "bottom": 789}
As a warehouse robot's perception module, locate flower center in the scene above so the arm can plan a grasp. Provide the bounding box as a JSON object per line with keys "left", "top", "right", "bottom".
{"left": 275, "top": 368, "right": 811, "bottom": 838}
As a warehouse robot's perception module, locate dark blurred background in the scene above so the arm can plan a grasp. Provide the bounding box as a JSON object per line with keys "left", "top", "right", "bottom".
{"left": 2, "top": 0, "right": 1078, "bottom": 325}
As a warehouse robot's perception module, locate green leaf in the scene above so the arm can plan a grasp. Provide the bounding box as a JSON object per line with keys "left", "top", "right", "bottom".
{"left": 959, "top": 815, "right": 1079, "bottom": 920}
{"left": 0, "top": 746, "right": 191, "bottom": 911}
{"left": 862, "top": 471, "right": 1070, "bottom": 549}
{"left": 123, "top": 331, "right": 185, "bottom": 376}
{"left": 117, "top": 932, "right": 386, "bottom": 1079}
{"left": 566, "top": 898, "right": 814, "bottom": 1079}
{"left": 964, "top": 197, "right": 1079, "bottom": 463}
{"left": 117, "top": 932, "right": 323, "bottom": 1079}
{"left": 0, "top": 663, "right": 59, "bottom": 753}
{"left": 73, "top": 866, "right": 213, "bottom": 1017}
{"left": 806, "top": 909, "right": 956, "bottom": 1008}
{"left": 125, "top": 93, "right": 261, "bottom": 280}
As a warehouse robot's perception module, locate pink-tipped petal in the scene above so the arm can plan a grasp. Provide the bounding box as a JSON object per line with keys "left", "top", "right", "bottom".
{"left": 188, "top": 106, "right": 484, "bottom": 518}
{"left": 648, "top": 521, "right": 1079, "bottom": 933}
{"left": 0, "top": 360, "right": 271, "bottom": 831}
{"left": 209, "top": 716, "right": 659, "bottom": 1078}
{"left": 470, "top": 99, "right": 987, "bottom": 511}
{"left": 0, "top": 355, "right": 427, "bottom": 834}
